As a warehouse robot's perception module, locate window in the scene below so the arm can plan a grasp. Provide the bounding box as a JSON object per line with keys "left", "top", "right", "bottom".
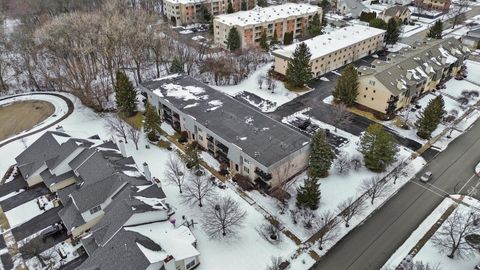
{"left": 373, "top": 90, "right": 376, "bottom": 93}
{"left": 371, "top": 97, "right": 374, "bottom": 101}
{"left": 366, "top": 87, "right": 368, "bottom": 90}
{"left": 364, "top": 95, "right": 367, "bottom": 98}
{"left": 186, "top": 259, "right": 196, "bottom": 269}
{"left": 90, "top": 205, "right": 101, "bottom": 215}
{"left": 243, "top": 157, "right": 250, "bottom": 164}
{"left": 198, "top": 135, "right": 203, "bottom": 141}
{"left": 244, "top": 166, "right": 250, "bottom": 173}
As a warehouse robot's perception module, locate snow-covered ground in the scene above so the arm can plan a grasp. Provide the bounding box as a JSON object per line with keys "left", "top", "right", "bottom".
{"left": 211, "top": 63, "right": 310, "bottom": 112}
{"left": 0, "top": 94, "right": 70, "bottom": 144}
{"left": 25, "top": 241, "right": 81, "bottom": 269}
{"left": 4, "top": 198, "right": 48, "bottom": 228}
{"left": 384, "top": 195, "right": 480, "bottom": 270}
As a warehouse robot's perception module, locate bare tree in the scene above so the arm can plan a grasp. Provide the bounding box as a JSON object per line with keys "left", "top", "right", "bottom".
{"left": 301, "top": 209, "right": 316, "bottom": 230}
{"left": 335, "top": 154, "right": 351, "bottom": 175}
{"left": 105, "top": 116, "right": 129, "bottom": 143}
{"left": 270, "top": 160, "right": 295, "bottom": 214}
{"left": 182, "top": 174, "right": 215, "bottom": 207}
{"left": 266, "top": 76, "right": 274, "bottom": 90}
{"left": 257, "top": 74, "right": 265, "bottom": 89}
{"left": 330, "top": 103, "right": 352, "bottom": 132}
{"left": 266, "top": 256, "right": 284, "bottom": 270}
{"left": 202, "top": 196, "right": 247, "bottom": 238}
{"left": 270, "top": 80, "right": 277, "bottom": 93}
{"left": 128, "top": 126, "right": 141, "bottom": 150}
{"left": 337, "top": 197, "right": 365, "bottom": 227}
{"left": 257, "top": 222, "right": 282, "bottom": 242}
{"left": 164, "top": 155, "right": 187, "bottom": 193}
{"left": 397, "top": 260, "right": 442, "bottom": 270}
{"left": 449, "top": 0, "right": 469, "bottom": 29}
{"left": 432, "top": 208, "right": 480, "bottom": 259}
{"left": 21, "top": 238, "right": 57, "bottom": 268}
{"left": 391, "top": 160, "right": 408, "bottom": 185}
{"left": 314, "top": 210, "right": 340, "bottom": 250}
{"left": 351, "top": 155, "right": 362, "bottom": 171}
{"left": 360, "top": 176, "right": 388, "bottom": 205}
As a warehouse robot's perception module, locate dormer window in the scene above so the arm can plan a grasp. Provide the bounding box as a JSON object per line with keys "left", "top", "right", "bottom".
{"left": 90, "top": 205, "right": 101, "bottom": 214}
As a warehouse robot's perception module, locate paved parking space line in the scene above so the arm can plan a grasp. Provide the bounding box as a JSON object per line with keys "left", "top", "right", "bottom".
{"left": 459, "top": 173, "right": 478, "bottom": 193}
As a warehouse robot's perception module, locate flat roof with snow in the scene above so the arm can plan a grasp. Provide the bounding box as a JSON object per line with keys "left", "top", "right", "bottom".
{"left": 272, "top": 25, "right": 386, "bottom": 60}
{"left": 214, "top": 3, "right": 320, "bottom": 27}
{"left": 141, "top": 75, "right": 310, "bottom": 168}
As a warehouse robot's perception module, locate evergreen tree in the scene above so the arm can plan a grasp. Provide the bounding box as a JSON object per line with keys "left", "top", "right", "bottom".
{"left": 386, "top": 18, "right": 400, "bottom": 46}
{"left": 307, "top": 13, "right": 322, "bottom": 37}
{"left": 179, "top": 143, "right": 201, "bottom": 169}
{"left": 283, "top": 31, "right": 293, "bottom": 45}
{"left": 296, "top": 177, "right": 321, "bottom": 210}
{"left": 270, "top": 30, "right": 278, "bottom": 46}
{"left": 358, "top": 124, "right": 398, "bottom": 172}
{"left": 426, "top": 20, "right": 443, "bottom": 39}
{"left": 259, "top": 31, "right": 269, "bottom": 51}
{"left": 332, "top": 64, "right": 359, "bottom": 106}
{"left": 115, "top": 71, "right": 137, "bottom": 116}
{"left": 416, "top": 95, "right": 445, "bottom": 139}
{"left": 257, "top": 0, "right": 268, "bottom": 7}
{"left": 369, "top": 18, "right": 387, "bottom": 30}
{"left": 170, "top": 57, "right": 184, "bottom": 73}
{"left": 285, "top": 42, "right": 313, "bottom": 87}
{"left": 227, "top": 1, "right": 234, "bottom": 13}
{"left": 308, "top": 130, "right": 335, "bottom": 179}
{"left": 227, "top": 27, "right": 241, "bottom": 51}
{"left": 319, "top": 0, "right": 331, "bottom": 13}
{"left": 144, "top": 103, "right": 161, "bottom": 140}
{"left": 241, "top": 0, "right": 247, "bottom": 10}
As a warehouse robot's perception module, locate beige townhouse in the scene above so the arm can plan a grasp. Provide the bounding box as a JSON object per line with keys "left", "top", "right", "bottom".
{"left": 355, "top": 37, "right": 469, "bottom": 115}
{"left": 272, "top": 25, "right": 385, "bottom": 78}
{"left": 213, "top": 3, "right": 321, "bottom": 49}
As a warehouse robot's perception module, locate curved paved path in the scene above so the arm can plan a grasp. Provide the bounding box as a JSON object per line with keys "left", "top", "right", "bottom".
{"left": 0, "top": 92, "right": 74, "bottom": 148}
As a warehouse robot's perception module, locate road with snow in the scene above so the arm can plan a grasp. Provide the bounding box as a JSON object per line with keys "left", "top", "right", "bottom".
{"left": 311, "top": 117, "right": 480, "bottom": 270}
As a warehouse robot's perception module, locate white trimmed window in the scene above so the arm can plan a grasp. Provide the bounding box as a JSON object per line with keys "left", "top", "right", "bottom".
{"left": 89, "top": 205, "right": 101, "bottom": 215}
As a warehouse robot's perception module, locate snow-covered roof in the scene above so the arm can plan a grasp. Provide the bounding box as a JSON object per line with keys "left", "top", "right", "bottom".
{"left": 214, "top": 3, "right": 320, "bottom": 27}
{"left": 125, "top": 223, "right": 200, "bottom": 261}
{"left": 164, "top": 0, "right": 204, "bottom": 5}
{"left": 272, "top": 25, "right": 385, "bottom": 60}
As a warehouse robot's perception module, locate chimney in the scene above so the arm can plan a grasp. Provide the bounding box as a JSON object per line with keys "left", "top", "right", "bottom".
{"left": 143, "top": 162, "right": 152, "bottom": 181}
{"left": 118, "top": 140, "right": 127, "bottom": 157}
{"left": 56, "top": 125, "right": 65, "bottom": 132}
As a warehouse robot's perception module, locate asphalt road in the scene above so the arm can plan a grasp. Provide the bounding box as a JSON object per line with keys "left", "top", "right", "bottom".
{"left": 311, "top": 117, "right": 480, "bottom": 270}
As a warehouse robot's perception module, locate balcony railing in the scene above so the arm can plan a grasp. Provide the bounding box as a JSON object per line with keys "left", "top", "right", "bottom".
{"left": 255, "top": 168, "right": 272, "bottom": 181}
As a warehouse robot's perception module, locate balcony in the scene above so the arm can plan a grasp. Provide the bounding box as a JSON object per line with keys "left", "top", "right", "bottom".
{"left": 215, "top": 141, "right": 228, "bottom": 153}
{"left": 255, "top": 168, "right": 272, "bottom": 181}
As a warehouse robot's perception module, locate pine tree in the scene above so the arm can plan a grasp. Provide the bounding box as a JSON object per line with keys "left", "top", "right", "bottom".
{"left": 296, "top": 177, "right": 321, "bottom": 210}
{"left": 426, "top": 20, "right": 443, "bottom": 39}
{"left": 170, "top": 57, "right": 184, "bottom": 73}
{"left": 179, "top": 143, "right": 201, "bottom": 169}
{"left": 270, "top": 30, "right": 278, "bottom": 46}
{"left": 319, "top": 0, "right": 331, "bottom": 13}
{"left": 386, "top": 18, "right": 400, "bottom": 46}
{"left": 227, "top": 27, "right": 241, "bottom": 51}
{"left": 283, "top": 31, "right": 293, "bottom": 45}
{"left": 358, "top": 124, "right": 398, "bottom": 172}
{"left": 144, "top": 103, "right": 161, "bottom": 140}
{"left": 332, "top": 64, "right": 359, "bottom": 106}
{"left": 308, "top": 130, "right": 335, "bottom": 179}
{"left": 227, "top": 1, "right": 234, "bottom": 13}
{"left": 307, "top": 13, "right": 322, "bottom": 38}
{"left": 241, "top": 0, "right": 247, "bottom": 10}
{"left": 285, "top": 42, "right": 313, "bottom": 87}
{"left": 369, "top": 18, "right": 387, "bottom": 30}
{"left": 257, "top": 0, "right": 268, "bottom": 7}
{"left": 259, "top": 31, "right": 269, "bottom": 51}
{"left": 115, "top": 71, "right": 137, "bottom": 116}
{"left": 416, "top": 95, "right": 445, "bottom": 139}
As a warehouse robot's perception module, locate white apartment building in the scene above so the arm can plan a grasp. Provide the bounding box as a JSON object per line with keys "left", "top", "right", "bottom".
{"left": 272, "top": 25, "right": 386, "bottom": 78}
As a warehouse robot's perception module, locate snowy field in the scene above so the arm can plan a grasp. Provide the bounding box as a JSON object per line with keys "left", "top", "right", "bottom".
{"left": 384, "top": 196, "right": 480, "bottom": 270}
{"left": 211, "top": 63, "right": 310, "bottom": 112}
{"left": 0, "top": 93, "right": 299, "bottom": 270}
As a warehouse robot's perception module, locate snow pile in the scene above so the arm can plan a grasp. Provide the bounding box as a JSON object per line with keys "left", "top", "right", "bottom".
{"left": 200, "top": 151, "right": 221, "bottom": 171}
{"left": 162, "top": 83, "right": 207, "bottom": 101}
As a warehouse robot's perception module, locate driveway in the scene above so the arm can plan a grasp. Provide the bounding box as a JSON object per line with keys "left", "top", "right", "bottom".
{"left": 12, "top": 207, "right": 63, "bottom": 242}
{"left": 0, "top": 183, "right": 49, "bottom": 212}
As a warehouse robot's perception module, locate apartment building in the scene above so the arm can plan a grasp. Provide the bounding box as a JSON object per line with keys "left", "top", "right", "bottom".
{"left": 414, "top": 0, "right": 451, "bottom": 12}
{"left": 272, "top": 25, "right": 385, "bottom": 78}
{"left": 355, "top": 37, "right": 469, "bottom": 115}
{"left": 213, "top": 3, "right": 321, "bottom": 49}
{"left": 141, "top": 74, "right": 310, "bottom": 189}
{"left": 164, "top": 0, "right": 255, "bottom": 26}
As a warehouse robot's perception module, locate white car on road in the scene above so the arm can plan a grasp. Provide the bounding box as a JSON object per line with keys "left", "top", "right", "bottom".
{"left": 475, "top": 161, "right": 480, "bottom": 176}
{"left": 420, "top": 171, "right": 433, "bottom": 183}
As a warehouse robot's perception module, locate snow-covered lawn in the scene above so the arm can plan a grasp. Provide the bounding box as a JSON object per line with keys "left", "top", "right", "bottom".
{"left": 0, "top": 93, "right": 298, "bottom": 270}
{"left": 0, "top": 94, "right": 69, "bottom": 144}
{"left": 386, "top": 43, "right": 411, "bottom": 52}
{"left": 384, "top": 196, "right": 480, "bottom": 270}
{"left": 400, "top": 24, "right": 428, "bottom": 38}
{"left": 211, "top": 63, "right": 310, "bottom": 112}
{"left": 4, "top": 198, "right": 47, "bottom": 228}
{"left": 200, "top": 151, "right": 220, "bottom": 171}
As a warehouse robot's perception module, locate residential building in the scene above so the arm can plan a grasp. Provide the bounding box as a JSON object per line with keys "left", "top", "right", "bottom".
{"left": 462, "top": 28, "right": 480, "bottom": 49}
{"left": 272, "top": 25, "right": 386, "bottom": 78}
{"left": 336, "top": 0, "right": 366, "bottom": 18}
{"left": 414, "top": 0, "right": 451, "bottom": 12}
{"left": 378, "top": 5, "right": 412, "bottom": 23}
{"left": 355, "top": 37, "right": 469, "bottom": 115}
{"left": 213, "top": 3, "right": 322, "bottom": 49}
{"left": 380, "top": 0, "right": 413, "bottom": 6}
{"left": 14, "top": 131, "right": 199, "bottom": 270}
{"left": 164, "top": 0, "right": 256, "bottom": 26}
{"left": 140, "top": 74, "right": 310, "bottom": 189}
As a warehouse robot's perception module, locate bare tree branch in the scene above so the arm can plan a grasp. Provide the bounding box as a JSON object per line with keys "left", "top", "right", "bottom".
{"left": 202, "top": 196, "right": 247, "bottom": 238}
{"left": 164, "top": 155, "right": 187, "bottom": 193}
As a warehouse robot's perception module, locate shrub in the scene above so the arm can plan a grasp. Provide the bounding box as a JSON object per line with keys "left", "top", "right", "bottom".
{"left": 232, "top": 174, "right": 255, "bottom": 191}
{"left": 147, "top": 131, "right": 159, "bottom": 142}
{"left": 157, "top": 139, "right": 172, "bottom": 149}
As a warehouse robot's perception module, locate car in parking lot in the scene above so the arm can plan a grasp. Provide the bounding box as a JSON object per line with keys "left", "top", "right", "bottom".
{"left": 41, "top": 223, "right": 63, "bottom": 240}
{"left": 475, "top": 161, "right": 480, "bottom": 176}
{"left": 420, "top": 171, "right": 433, "bottom": 183}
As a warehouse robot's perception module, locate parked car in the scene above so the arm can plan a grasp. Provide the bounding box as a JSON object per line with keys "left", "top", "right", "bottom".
{"left": 475, "top": 161, "right": 480, "bottom": 176}
{"left": 41, "top": 223, "right": 63, "bottom": 240}
{"left": 420, "top": 171, "right": 433, "bottom": 183}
